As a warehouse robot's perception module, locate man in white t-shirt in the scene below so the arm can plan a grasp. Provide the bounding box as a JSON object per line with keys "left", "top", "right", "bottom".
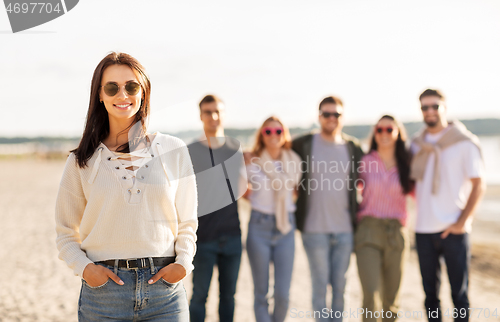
{"left": 410, "top": 89, "right": 486, "bottom": 322}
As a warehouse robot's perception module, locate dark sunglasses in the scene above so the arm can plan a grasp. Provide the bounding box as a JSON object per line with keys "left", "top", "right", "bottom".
{"left": 262, "top": 127, "right": 283, "bottom": 136}
{"left": 101, "top": 81, "right": 141, "bottom": 97}
{"left": 320, "top": 111, "right": 342, "bottom": 119}
{"left": 421, "top": 104, "right": 440, "bottom": 112}
{"left": 375, "top": 126, "right": 394, "bottom": 134}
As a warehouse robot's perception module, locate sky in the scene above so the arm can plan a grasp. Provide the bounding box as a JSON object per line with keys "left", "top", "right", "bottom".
{"left": 1, "top": 0, "right": 500, "bottom": 137}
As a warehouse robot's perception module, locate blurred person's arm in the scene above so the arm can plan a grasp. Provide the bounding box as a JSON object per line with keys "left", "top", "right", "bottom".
{"left": 238, "top": 154, "right": 250, "bottom": 200}
{"left": 441, "top": 142, "right": 486, "bottom": 238}
{"left": 242, "top": 183, "right": 252, "bottom": 199}
{"left": 242, "top": 159, "right": 255, "bottom": 200}
{"left": 441, "top": 177, "right": 486, "bottom": 238}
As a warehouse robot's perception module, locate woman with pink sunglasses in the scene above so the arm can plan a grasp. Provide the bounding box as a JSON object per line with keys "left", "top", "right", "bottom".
{"left": 355, "top": 115, "right": 414, "bottom": 322}
{"left": 244, "top": 116, "right": 302, "bottom": 322}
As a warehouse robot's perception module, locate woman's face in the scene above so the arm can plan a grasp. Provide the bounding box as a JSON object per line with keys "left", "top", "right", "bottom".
{"left": 99, "top": 64, "right": 143, "bottom": 123}
{"left": 374, "top": 118, "right": 399, "bottom": 149}
{"left": 262, "top": 120, "right": 286, "bottom": 149}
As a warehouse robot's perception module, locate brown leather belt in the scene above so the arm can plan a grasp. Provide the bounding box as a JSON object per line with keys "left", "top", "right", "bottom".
{"left": 96, "top": 256, "right": 176, "bottom": 269}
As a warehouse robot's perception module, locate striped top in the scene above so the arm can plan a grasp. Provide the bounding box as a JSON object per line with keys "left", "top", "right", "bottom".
{"left": 357, "top": 150, "right": 408, "bottom": 226}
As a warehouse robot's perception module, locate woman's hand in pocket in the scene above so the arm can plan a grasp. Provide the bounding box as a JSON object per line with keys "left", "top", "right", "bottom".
{"left": 83, "top": 263, "right": 124, "bottom": 287}
{"left": 148, "top": 263, "right": 186, "bottom": 284}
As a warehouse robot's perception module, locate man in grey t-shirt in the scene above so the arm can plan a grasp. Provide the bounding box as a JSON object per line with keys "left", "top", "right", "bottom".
{"left": 292, "top": 96, "right": 364, "bottom": 321}
{"left": 305, "top": 133, "right": 352, "bottom": 233}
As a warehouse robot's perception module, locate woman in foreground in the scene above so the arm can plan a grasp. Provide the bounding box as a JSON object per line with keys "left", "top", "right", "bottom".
{"left": 55, "top": 52, "right": 197, "bottom": 321}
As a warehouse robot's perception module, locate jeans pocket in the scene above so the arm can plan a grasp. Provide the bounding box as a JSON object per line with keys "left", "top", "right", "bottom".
{"left": 154, "top": 266, "right": 178, "bottom": 288}
{"left": 83, "top": 278, "right": 110, "bottom": 289}
{"left": 159, "top": 277, "right": 178, "bottom": 288}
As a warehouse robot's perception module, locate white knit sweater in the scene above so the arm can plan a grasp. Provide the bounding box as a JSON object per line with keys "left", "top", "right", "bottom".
{"left": 55, "top": 132, "right": 198, "bottom": 278}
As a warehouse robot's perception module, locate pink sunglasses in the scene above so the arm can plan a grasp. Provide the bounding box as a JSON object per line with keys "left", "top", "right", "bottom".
{"left": 375, "top": 126, "right": 394, "bottom": 134}
{"left": 262, "top": 127, "right": 283, "bottom": 136}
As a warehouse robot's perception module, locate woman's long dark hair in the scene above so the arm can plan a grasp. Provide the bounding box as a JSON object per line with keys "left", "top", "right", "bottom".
{"left": 70, "top": 52, "right": 152, "bottom": 168}
{"left": 369, "top": 115, "right": 414, "bottom": 194}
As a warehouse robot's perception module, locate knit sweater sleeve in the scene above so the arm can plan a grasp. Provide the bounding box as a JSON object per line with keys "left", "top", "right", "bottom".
{"left": 172, "top": 141, "right": 198, "bottom": 276}
{"left": 55, "top": 153, "right": 93, "bottom": 278}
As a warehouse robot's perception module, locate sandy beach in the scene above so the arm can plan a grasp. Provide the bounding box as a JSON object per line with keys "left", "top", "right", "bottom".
{"left": 0, "top": 158, "right": 498, "bottom": 322}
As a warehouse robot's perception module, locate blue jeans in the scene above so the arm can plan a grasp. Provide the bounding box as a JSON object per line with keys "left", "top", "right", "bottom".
{"left": 78, "top": 261, "right": 189, "bottom": 321}
{"left": 189, "top": 235, "right": 242, "bottom": 322}
{"left": 301, "top": 232, "right": 354, "bottom": 322}
{"left": 246, "top": 210, "right": 295, "bottom": 322}
{"left": 416, "top": 232, "right": 470, "bottom": 322}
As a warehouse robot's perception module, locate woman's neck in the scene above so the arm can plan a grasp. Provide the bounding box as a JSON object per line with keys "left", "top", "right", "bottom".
{"left": 265, "top": 146, "right": 281, "bottom": 160}
{"left": 320, "top": 130, "right": 343, "bottom": 143}
{"left": 377, "top": 145, "right": 395, "bottom": 161}
{"left": 427, "top": 120, "right": 448, "bottom": 134}
{"left": 104, "top": 118, "right": 137, "bottom": 148}
{"left": 204, "top": 128, "right": 225, "bottom": 139}
{"left": 204, "top": 128, "right": 225, "bottom": 148}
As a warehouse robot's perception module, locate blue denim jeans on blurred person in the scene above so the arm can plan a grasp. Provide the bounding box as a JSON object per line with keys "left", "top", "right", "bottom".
{"left": 189, "top": 234, "right": 242, "bottom": 322}
{"left": 78, "top": 261, "right": 189, "bottom": 321}
{"left": 246, "top": 209, "right": 296, "bottom": 322}
{"left": 301, "top": 232, "right": 354, "bottom": 322}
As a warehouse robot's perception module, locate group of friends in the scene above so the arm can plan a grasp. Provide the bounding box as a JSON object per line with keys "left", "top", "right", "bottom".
{"left": 55, "top": 52, "right": 485, "bottom": 322}
{"left": 190, "top": 89, "right": 485, "bottom": 322}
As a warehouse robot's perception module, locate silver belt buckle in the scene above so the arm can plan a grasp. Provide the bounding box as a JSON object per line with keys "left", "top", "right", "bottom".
{"left": 124, "top": 258, "right": 147, "bottom": 269}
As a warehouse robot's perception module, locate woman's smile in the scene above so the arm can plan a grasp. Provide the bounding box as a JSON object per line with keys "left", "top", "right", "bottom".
{"left": 114, "top": 102, "right": 132, "bottom": 110}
